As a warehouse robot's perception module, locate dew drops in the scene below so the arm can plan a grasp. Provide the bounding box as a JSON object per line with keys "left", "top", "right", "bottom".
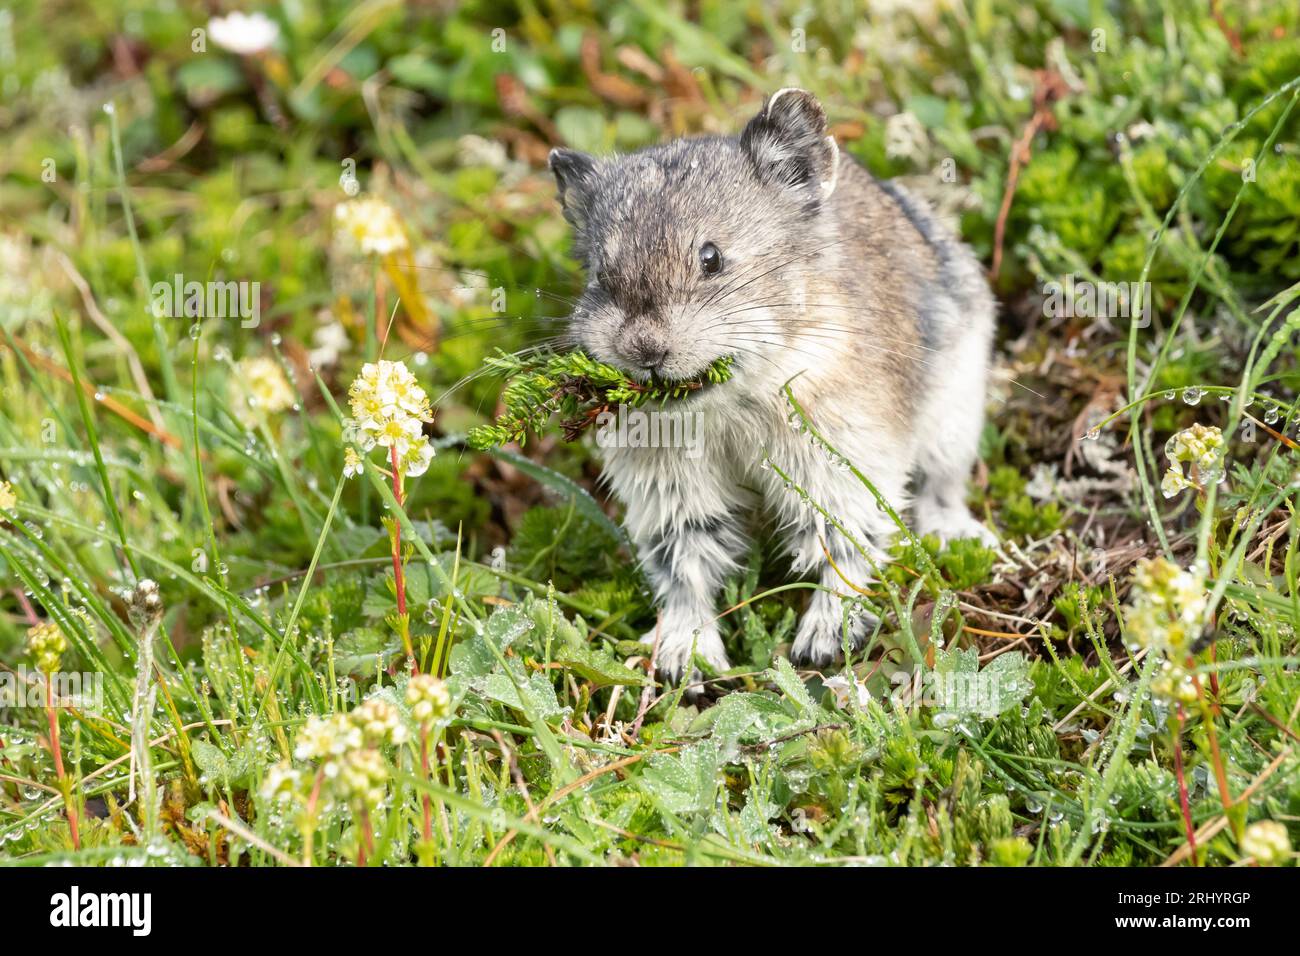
{"left": 1181, "top": 386, "right": 1202, "bottom": 405}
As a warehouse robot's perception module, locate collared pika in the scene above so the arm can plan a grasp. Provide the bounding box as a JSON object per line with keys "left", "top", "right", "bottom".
{"left": 547, "top": 89, "right": 996, "bottom": 683}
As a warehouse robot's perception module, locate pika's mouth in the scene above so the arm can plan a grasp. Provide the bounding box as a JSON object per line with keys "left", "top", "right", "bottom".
{"left": 636, "top": 355, "right": 736, "bottom": 400}
{"left": 467, "top": 348, "right": 736, "bottom": 450}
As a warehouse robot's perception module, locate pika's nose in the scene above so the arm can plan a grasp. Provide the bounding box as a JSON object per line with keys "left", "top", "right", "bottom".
{"left": 634, "top": 341, "right": 669, "bottom": 369}
{"left": 624, "top": 331, "right": 670, "bottom": 371}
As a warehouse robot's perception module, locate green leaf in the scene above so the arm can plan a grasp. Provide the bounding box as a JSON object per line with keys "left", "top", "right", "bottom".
{"left": 334, "top": 626, "right": 402, "bottom": 676}
{"left": 932, "top": 647, "right": 1033, "bottom": 720}
{"left": 388, "top": 54, "right": 449, "bottom": 92}
{"left": 554, "top": 106, "right": 608, "bottom": 153}
{"left": 449, "top": 604, "right": 533, "bottom": 684}
{"left": 479, "top": 665, "right": 568, "bottom": 722}
{"left": 553, "top": 641, "right": 648, "bottom": 687}
{"left": 689, "top": 691, "right": 795, "bottom": 748}
{"left": 768, "top": 657, "right": 820, "bottom": 717}
{"left": 639, "top": 741, "right": 720, "bottom": 816}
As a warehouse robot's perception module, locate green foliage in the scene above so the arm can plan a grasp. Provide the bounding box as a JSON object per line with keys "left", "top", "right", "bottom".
{"left": 466, "top": 348, "right": 734, "bottom": 449}
{"left": 886, "top": 535, "right": 997, "bottom": 590}
{"left": 982, "top": 465, "right": 1064, "bottom": 540}
{"left": 1, "top": 0, "right": 1298, "bottom": 871}
{"left": 511, "top": 503, "right": 624, "bottom": 591}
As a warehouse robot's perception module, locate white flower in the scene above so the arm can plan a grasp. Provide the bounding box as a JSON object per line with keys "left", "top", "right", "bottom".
{"left": 0, "top": 480, "right": 16, "bottom": 511}
{"left": 336, "top": 748, "right": 388, "bottom": 806}
{"left": 1241, "top": 820, "right": 1291, "bottom": 866}
{"left": 884, "top": 111, "right": 929, "bottom": 163}
{"left": 823, "top": 672, "right": 872, "bottom": 710}
{"left": 346, "top": 360, "right": 436, "bottom": 477}
{"left": 352, "top": 696, "right": 409, "bottom": 746}
{"left": 260, "top": 761, "right": 303, "bottom": 805}
{"left": 26, "top": 620, "right": 66, "bottom": 674}
{"left": 402, "top": 437, "right": 435, "bottom": 477}
{"left": 1161, "top": 423, "right": 1226, "bottom": 498}
{"left": 231, "top": 356, "right": 295, "bottom": 426}
{"left": 1160, "top": 467, "right": 1193, "bottom": 499}
{"left": 208, "top": 11, "right": 280, "bottom": 56}
{"left": 343, "top": 447, "right": 363, "bottom": 479}
{"left": 334, "top": 198, "right": 409, "bottom": 256}
{"left": 309, "top": 314, "right": 349, "bottom": 368}
{"left": 294, "top": 714, "right": 362, "bottom": 765}
{"left": 1123, "top": 558, "right": 1210, "bottom": 703}
{"left": 406, "top": 674, "right": 450, "bottom": 725}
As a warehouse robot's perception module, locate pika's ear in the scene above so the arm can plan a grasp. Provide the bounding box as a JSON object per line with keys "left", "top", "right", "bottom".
{"left": 740, "top": 88, "right": 839, "bottom": 201}
{"left": 548, "top": 148, "right": 597, "bottom": 224}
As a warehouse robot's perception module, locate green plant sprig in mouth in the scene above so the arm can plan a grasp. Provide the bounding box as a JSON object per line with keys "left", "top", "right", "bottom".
{"left": 467, "top": 348, "right": 734, "bottom": 449}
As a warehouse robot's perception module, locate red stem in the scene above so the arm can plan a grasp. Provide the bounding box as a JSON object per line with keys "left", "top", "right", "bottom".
{"left": 1207, "top": 643, "right": 1222, "bottom": 713}
{"left": 357, "top": 807, "right": 375, "bottom": 867}
{"left": 46, "top": 679, "right": 80, "bottom": 850}
{"left": 389, "top": 444, "right": 407, "bottom": 619}
{"left": 376, "top": 269, "right": 388, "bottom": 349}
{"left": 1173, "top": 703, "right": 1198, "bottom": 866}
{"left": 420, "top": 727, "right": 433, "bottom": 845}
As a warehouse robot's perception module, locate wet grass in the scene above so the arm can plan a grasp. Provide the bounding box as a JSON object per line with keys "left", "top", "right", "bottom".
{"left": 0, "top": 0, "right": 1298, "bottom": 866}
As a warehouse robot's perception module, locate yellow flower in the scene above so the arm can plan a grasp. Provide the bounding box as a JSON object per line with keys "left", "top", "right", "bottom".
{"left": 0, "top": 480, "right": 16, "bottom": 510}
{"left": 231, "top": 356, "right": 295, "bottom": 426}
{"left": 334, "top": 198, "right": 409, "bottom": 256}
{"left": 26, "top": 620, "right": 66, "bottom": 674}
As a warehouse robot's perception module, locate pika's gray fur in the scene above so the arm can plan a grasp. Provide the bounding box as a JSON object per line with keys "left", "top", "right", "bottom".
{"left": 549, "top": 89, "right": 996, "bottom": 684}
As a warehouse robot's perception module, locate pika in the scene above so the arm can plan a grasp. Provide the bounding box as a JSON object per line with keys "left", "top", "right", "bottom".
{"left": 548, "top": 89, "right": 996, "bottom": 683}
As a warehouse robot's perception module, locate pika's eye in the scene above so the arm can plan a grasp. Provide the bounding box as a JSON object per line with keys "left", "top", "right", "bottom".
{"left": 698, "top": 242, "right": 723, "bottom": 277}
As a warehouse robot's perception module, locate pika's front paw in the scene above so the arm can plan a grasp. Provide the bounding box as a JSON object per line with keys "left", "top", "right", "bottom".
{"left": 641, "top": 620, "right": 730, "bottom": 685}
{"left": 916, "top": 508, "right": 998, "bottom": 549}
{"left": 790, "top": 600, "right": 876, "bottom": 667}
